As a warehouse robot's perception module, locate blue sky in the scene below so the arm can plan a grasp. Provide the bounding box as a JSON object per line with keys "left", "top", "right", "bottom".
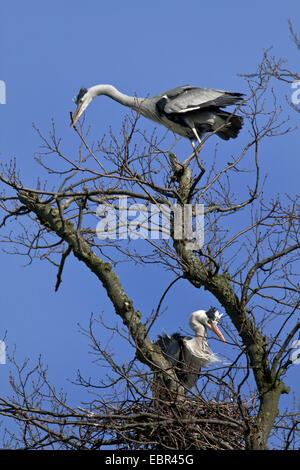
{"left": 0, "top": 1, "right": 299, "bottom": 445}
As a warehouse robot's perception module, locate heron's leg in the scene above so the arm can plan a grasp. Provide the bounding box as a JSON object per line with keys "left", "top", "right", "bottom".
{"left": 183, "top": 130, "right": 205, "bottom": 175}
{"left": 192, "top": 127, "right": 203, "bottom": 148}
{"left": 183, "top": 141, "right": 199, "bottom": 166}
{"left": 190, "top": 128, "right": 205, "bottom": 173}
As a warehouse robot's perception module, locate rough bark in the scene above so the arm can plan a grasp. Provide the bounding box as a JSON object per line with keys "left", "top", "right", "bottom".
{"left": 171, "top": 163, "right": 291, "bottom": 450}
{"left": 17, "top": 191, "right": 181, "bottom": 395}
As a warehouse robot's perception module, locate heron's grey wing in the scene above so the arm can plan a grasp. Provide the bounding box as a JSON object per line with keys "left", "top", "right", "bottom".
{"left": 160, "top": 85, "right": 196, "bottom": 99}
{"left": 156, "top": 334, "right": 180, "bottom": 364}
{"left": 166, "top": 339, "right": 181, "bottom": 366}
{"left": 164, "top": 87, "right": 244, "bottom": 114}
{"left": 155, "top": 334, "right": 172, "bottom": 354}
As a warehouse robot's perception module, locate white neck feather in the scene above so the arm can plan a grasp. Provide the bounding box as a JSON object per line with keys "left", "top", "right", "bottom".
{"left": 89, "top": 84, "right": 143, "bottom": 111}
{"left": 184, "top": 323, "right": 221, "bottom": 365}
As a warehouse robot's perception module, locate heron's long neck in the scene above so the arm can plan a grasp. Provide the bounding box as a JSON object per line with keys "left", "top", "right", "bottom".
{"left": 188, "top": 325, "right": 220, "bottom": 364}
{"left": 90, "top": 84, "right": 144, "bottom": 112}
{"left": 193, "top": 323, "right": 207, "bottom": 339}
{"left": 192, "top": 325, "right": 208, "bottom": 352}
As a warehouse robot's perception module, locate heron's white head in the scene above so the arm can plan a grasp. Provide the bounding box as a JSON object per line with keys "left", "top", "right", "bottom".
{"left": 189, "top": 308, "right": 225, "bottom": 342}
{"left": 72, "top": 87, "right": 93, "bottom": 127}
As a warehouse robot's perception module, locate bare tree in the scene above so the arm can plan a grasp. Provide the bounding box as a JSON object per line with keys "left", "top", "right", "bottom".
{"left": 0, "top": 28, "right": 299, "bottom": 450}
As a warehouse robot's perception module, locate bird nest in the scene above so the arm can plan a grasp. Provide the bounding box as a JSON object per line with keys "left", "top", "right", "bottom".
{"left": 112, "top": 394, "right": 252, "bottom": 450}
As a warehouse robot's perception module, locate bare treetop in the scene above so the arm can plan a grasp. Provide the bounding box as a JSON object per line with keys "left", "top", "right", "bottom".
{"left": 0, "top": 44, "right": 299, "bottom": 450}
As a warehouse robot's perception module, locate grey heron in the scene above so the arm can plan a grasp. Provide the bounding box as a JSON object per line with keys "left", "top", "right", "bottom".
{"left": 72, "top": 84, "right": 244, "bottom": 150}
{"left": 156, "top": 308, "right": 225, "bottom": 389}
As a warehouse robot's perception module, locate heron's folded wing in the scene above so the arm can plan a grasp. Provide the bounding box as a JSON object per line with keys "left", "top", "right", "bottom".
{"left": 155, "top": 334, "right": 171, "bottom": 352}
{"left": 164, "top": 88, "right": 244, "bottom": 114}
{"left": 155, "top": 334, "right": 182, "bottom": 364}
{"left": 166, "top": 339, "right": 181, "bottom": 365}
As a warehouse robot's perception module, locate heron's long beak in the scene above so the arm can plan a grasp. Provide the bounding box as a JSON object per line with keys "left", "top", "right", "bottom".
{"left": 71, "top": 103, "right": 84, "bottom": 127}
{"left": 211, "top": 321, "right": 226, "bottom": 343}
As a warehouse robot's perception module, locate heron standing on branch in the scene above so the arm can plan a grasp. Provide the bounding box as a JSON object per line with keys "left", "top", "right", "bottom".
{"left": 156, "top": 308, "right": 226, "bottom": 389}
{"left": 71, "top": 84, "right": 244, "bottom": 165}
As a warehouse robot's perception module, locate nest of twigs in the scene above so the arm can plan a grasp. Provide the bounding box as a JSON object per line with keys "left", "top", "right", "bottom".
{"left": 112, "top": 394, "right": 252, "bottom": 450}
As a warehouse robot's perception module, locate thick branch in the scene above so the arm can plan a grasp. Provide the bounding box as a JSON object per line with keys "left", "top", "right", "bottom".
{"left": 17, "top": 191, "right": 179, "bottom": 391}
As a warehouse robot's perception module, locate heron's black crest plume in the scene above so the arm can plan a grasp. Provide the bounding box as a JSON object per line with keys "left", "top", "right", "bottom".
{"left": 206, "top": 307, "right": 218, "bottom": 321}
{"left": 74, "top": 87, "right": 88, "bottom": 105}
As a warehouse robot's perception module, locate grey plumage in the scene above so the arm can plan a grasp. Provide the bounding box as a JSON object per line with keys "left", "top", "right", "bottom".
{"left": 154, "top": 86, "right": 244, "bottom": 141}
{"left": 155, "top": 308, "right": 226, "bottom": 389}
{"left": 72, "top": 84, "right": 244, "bottom": 142}
{"left": 156, "top": 332, "right": 198, "bottom": 388}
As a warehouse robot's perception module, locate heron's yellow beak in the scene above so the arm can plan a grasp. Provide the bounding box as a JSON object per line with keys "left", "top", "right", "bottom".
{"left": 71, "top": 96, "right": 92, "bottom": 127}
{"left": 71, "top": 102, "right": 84, "bottom": 127}
{"left": 211, "top": 321, "right": 226, "bottom": 343}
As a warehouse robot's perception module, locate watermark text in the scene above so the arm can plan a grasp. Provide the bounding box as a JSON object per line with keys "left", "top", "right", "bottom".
{"left": 96, "top": 198, "right": 204, "bottom": 250}
{"left": 291, "top": 80, "right": 300, "bottom": 105}
{"left": 0, "top": 80, "right": 6, "bottom": 104}
{"left": 0, "top": 341, "right": 6, "bottom": 364}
